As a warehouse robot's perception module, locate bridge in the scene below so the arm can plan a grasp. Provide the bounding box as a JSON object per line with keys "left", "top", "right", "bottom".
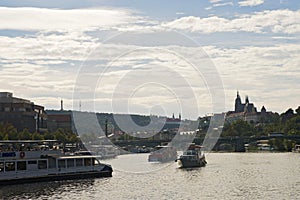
{"left": 112, "top": 135, "right": 300, "bottom": 152}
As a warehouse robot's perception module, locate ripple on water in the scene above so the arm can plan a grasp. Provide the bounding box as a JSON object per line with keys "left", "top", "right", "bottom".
{"left": 0, "top": 153, "right": 299, "bottom": 199}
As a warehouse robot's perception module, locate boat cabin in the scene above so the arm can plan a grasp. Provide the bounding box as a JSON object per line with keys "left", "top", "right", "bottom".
{"left": 0, "top": 140, "right": 101, "bottom": 174}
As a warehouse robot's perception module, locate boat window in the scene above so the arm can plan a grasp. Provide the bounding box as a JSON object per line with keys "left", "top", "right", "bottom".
{"left": 17, "top": 161, "right": 27, "bottom": 171}
{"left": 28, "top": 160, "right": 37, "bottom": 165}
{"left": 0, "top": 162, "right": 4, "bottom": 172}
{"left": 5, "top": 161, "right": 15, "bottom": 171}
{"left": 67, "top": 159, "right": 75, "bottom": 168}
{"left": 38, "top": 160, "right": 47, "bottom": 169}
{"left": 93, "top": 158, "right": 100, "bottom": 166}
{"left": 84, "top": 158, "right": 91, "bottom": 166}
{"left": 76, "top": 158, "right": 83, "bottom": 167}
{"left": 48, "top": 158, "right": 56, "bottom": 169}
{"left": 58, "top": 159, "right": 66, "bottom": 168}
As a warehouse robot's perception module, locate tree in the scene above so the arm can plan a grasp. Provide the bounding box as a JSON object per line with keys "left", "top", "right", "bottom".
{"left": 296, "top": 106, "right": 300, "bottom": 115}
{"left": 54, "top": 129, "right": 67, "bottom": 142}
{"left": 18, "top": 129, "right": 32, "bottom": 140}
{"left": 32, "top": 132, "right": 44, "bottom": 140}
{"left": 221, "top": 120, "right": 255, "bottom": 137}
{"left": 44, "top": 131, "right": 55, "bottom": 140}
{"left": 0, "top": 122, "right": 18, "bottom": 140}
{"left": 281, "top": 108, "right": 295, "bottom": 123}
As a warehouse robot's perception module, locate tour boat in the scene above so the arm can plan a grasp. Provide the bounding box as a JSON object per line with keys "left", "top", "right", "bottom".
{"left": 176, "top": 144, "right": 206, "bottom": 168}
{"left": 148, "top": 145, "right": 177, "bottom": 162}
{"left": 0, "top": 140, "right": 113, "bottom": 185}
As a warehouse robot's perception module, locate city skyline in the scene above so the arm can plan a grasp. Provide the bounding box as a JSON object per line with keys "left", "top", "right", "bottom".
{"left": 0, "top": 0, "right": 299, "bottom": 119}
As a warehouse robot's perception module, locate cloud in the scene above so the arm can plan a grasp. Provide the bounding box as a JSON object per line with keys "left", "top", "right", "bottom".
{"left": 162, "top": 9, "right": 300, "bottom": 34}
{"left": 213, "top": 2, "right": 234, "bottom": 7}
{"left": 203, "top": 44, "right": 300, "bottom": 112}
{"left": 0, "top": 31, "right": 98, "bottom": 61}
{"left": 209, "top": 0, "right": 223, "bottom": 3}
{"left": 239, "top": 0, "right": 265, "bottom": 7}
{"left": 0, "top": 7, "right": 143, "bottom": 31}
{"left": 0, "top": 6, "right": 299, "bottom": 117}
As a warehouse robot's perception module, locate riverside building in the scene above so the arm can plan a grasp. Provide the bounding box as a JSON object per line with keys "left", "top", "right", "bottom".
{"left": 0, "top": 92, "right": 47, "bottom": 133}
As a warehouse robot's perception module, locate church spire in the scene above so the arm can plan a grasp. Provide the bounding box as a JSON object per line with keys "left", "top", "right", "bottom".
{"left": 245, "top": 95, "right": 249, "bottom": 104}
{"left": 235, "top": 90, "right": 242, "bottom": 112}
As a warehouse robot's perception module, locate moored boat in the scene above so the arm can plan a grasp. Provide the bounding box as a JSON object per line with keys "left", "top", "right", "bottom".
{"left": 0, "top": 140, "right": 113, "bottom": 185}
{"left": 176, "top": 144, "right": 206, "bottom": 168}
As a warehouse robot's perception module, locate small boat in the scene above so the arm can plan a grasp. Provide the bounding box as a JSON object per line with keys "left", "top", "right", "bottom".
{"left": 292, "top": 144, "right": 300, "bottom": 153}
{"left": 148, "top": 145, "right": 177, "bottom": 162}
{"left": 176, "top": 144, "right": 206, "bottom": 168}
{"left": 0, "top": 140, "right": 113, "bottom": 185}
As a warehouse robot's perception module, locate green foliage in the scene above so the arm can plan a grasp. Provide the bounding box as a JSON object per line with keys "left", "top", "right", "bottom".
{"left": 0, "top": 123, "right": 79, "bottom": 143}
{"left": 268, "top": 138, "right": 285, "bottom": 151}
{"left": 19, "top": 129, "right": 32, "bottom": 140}
{"left": 222, "top": 119, "right": 254, "bottom": 137}
{"left": 0, "top": 122, "right": 18, "bottom": 140}
{"left": 296, "top": 106, "right": 300, "bottom": 115}
{"left": 221, "top": 107, "right": 300, "bottom": 138}
{"left": 44, "top": 131, "right": 54, "bottom": 140}
{"left": 32, "top": 132, "right": 44, "bottom": 140}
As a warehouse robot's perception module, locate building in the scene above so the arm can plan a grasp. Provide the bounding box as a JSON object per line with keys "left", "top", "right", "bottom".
{"left": 234, "top": 91, "right": 257, "bottom": 113}
{"left": 163, "top": 113, "right": 181, "bottom": 130}
{"left": 0, "top": 92, "right": 47, "bottom": 133}
{"left": 226, "top": 91, "right": 274, "bottom": 124}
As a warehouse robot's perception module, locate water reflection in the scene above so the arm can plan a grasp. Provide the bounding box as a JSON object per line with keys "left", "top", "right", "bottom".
{"left": 1, "top": 153, "right": 299, "bottom": 199}
{"left": 0, "top": 179, "right": 98, "bottom": 200}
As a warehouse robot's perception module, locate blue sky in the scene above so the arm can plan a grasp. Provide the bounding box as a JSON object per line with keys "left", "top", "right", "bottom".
{"left": 0, "top": 0, "right": 299, "bottom": 118}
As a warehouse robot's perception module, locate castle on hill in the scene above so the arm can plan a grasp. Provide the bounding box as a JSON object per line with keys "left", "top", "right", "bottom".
{"left": 226, "top": 91, "right": 272, "bottom": 124}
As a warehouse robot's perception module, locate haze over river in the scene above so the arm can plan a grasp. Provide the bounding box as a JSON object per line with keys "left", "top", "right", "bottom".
{"left": 1, "top": 153, "right": 299, "bottom": 199}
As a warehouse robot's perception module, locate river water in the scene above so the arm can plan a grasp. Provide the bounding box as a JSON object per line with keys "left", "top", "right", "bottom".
{"left": 1, "top": 153, "right": 299, "bottom": 200}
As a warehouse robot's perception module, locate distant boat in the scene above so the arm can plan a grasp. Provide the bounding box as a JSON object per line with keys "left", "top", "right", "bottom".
{"left": 244, "top": 140, "right": 274, "bottom": 152}
{"left": 148, "top": 146, "right": 177, "bottom": 162}
{"left": 90, "top": 145, "right": 120, "bottom": 159}
{"left": 176, "top": 144, "right": 206, "bottom": 168}
{"left": 292, "top": 144, "right": 300, "bottom": 153}
{"left": 0, "top": 140, "right": 113, "bottom": 185}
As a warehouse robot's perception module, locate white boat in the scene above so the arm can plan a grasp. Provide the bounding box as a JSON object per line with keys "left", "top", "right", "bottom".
{"left": 0, "top": 140, "right": 113, "bottom": 185}
{"left": 176, "top": 144, "right": 206, "bottom": 168}
{"left": 292, "top": 144, "right": 300, "bottom": 153}
{"left": 90, "top": 145, "right": 120, "bottom": 159}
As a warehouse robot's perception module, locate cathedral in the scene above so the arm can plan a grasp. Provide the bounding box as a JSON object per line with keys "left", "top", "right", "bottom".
{"left": 234, "top": 91, "right": 257, "bottom": 113}
{"left": 226, "top": 91, "right": 270, "bottom": 124}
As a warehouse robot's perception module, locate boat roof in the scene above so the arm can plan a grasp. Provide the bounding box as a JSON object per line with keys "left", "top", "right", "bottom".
{"left": 156, "top": 145, "right": 174, "bottom": 148}
{"left": 57, "top": 155, "right": 100, "bottom": 159}
{"left": 0, "top": 140, "right": 59, "bottom": 144}
{"left": 187, "top": 144, "right": 204, "bottom": 150}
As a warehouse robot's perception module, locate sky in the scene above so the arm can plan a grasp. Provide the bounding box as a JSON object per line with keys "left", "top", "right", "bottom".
{"left": 0, "top": 0, "right": 299, "bottom": 119}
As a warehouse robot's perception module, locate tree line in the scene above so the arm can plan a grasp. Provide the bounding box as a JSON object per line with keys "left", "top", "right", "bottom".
{"left": 0, "top": 123, "right": 79, "bottom": 143}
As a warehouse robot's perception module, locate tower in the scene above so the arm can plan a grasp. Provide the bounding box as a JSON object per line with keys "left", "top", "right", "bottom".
{"left": 60, "top": 99, "right": 63, "bottom": 111}
{"left": 245, "top": 95, "right": 249, "bottom": 104}
{"left": 234, "top": 91, "right": 243, "bottom": 112}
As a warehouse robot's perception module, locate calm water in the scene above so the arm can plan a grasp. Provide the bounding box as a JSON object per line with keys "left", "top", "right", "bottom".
{"left": 1, "top": 153, "right": 299, "bottom": 200}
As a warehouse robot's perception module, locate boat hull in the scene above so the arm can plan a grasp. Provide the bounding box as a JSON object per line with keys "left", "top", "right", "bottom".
{"left": 0, "top": 167, "right": 112, "bottom": 185}
{"left": 177, "top": 156, "right": 206, "bottom": 168}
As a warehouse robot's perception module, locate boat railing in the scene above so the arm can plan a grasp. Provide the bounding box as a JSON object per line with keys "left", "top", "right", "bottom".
{"left": 0, "top": 149, "right": 64, "bottom": 160}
